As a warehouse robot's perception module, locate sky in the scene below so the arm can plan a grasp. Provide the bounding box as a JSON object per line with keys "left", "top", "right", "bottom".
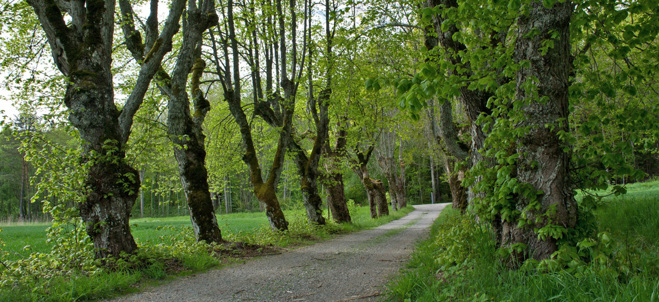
{"left": 0, "top": 88, "right": 18, "bottom": 120}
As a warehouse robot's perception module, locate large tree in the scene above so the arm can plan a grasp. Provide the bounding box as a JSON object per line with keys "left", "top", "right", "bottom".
{"left": 403, "top": 0, "right": 580, "bottom": 263}
{"left": 26, "top": 0, "right": 186, "bottom": 258}
{"left": 120, "top": 0, "right": 223, "bottom": 243}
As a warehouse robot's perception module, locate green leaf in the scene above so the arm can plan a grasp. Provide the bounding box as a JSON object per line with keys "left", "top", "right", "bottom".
{"left": 542, "top": 0, "right": 556, "bottom": 9}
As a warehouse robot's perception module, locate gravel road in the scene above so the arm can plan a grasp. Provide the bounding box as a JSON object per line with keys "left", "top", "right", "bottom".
{"left": 111, "top": 203, "right": 447, "bottom": 302}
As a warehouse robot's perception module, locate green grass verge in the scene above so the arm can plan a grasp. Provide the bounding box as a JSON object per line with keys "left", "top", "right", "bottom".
{"left": 386, "top": 180, "right": 659, "bottom": 302}
{"left": 0, "top": 205, "right": 413, "bottom": 301}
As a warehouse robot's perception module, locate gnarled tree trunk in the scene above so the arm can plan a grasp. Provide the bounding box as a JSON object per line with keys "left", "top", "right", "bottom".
{"left": 290, "top": 141, "right": 326, "bottom": 225}
{"left": 354, "top": 147, "right": 388, "bottom": 218}
{"left": 325, "top": 172, "right": 351, "bottom": 223}
{"left": 167, "top": 10, "right": 223, "bottom": 243}
{"left": 322, "top": 128, "right": 351, "bottom": 223}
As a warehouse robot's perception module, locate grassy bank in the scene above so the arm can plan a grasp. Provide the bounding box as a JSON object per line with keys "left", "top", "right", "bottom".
{"left": 0, "top": 205, "right": 413, "bottom": 301}
{"left": 386, "top": 180, "right": 659, "bottom": 301}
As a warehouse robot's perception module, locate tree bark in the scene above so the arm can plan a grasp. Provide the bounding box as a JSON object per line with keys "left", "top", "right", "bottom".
{"left": 139, "top": 0, "right": 223, "bottom": 243}
{"left": 325, "top": 172, "right": 351, "bottom": 223}
{"left": 504, "top": 0, "right": 578, "bottom": 263}
{"left": 289, "top": 141, "right": 326, "bottom": 225}
{"left": 427, "top": 0, "right": 494, "bottom": 205}
{"left": 376, "top": 129, "right": 406, "bottom": 210}
{"left": 322, "top": 128, "right": 352, "bottom": 223}
{"left": 354, "top": 147, "right": 388, "bottom": 218}
{"left": 445, "top": 157, "right": 467, "bottom": 212}
{"left": 422, "top": 4, "right": 471, "bottom": 212}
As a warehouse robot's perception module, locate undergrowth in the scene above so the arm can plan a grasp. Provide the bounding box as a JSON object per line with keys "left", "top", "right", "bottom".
{"left": 0, "top": 205, "right": 413, "bottom": 301}
{"left": 386, "top": 190, "right": 659, "bottom": 302}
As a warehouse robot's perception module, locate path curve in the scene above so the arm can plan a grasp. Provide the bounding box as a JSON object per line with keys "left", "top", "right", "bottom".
{"left": 111, "top": 203, "right": 448, "bottom": 302}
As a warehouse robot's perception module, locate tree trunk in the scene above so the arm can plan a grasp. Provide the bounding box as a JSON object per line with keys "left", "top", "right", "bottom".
{"left": 376, "top": 129, "right": 405, "bottom": 210}
{"left": 290, "top": 143, "right": 326, "bottom": 225}
{"left": 139, "top": 168, "right": 145, "bottom": 218}
{"left": 364, "top": 179, "right": 378, "bottom": 219}
{"left": 357, "top": 171, "right": 389, "bottom": 218}
{"left": 427, "top": 0, "right": 493, "bottom": 206}
{"left": 19, "top": 154, "right": 27, "bottom": 221}
{"left": 372, "top": 179, "right": 389, "bottom": 217}
{"left": 502, "top": 0, "right": 577, "bottom": 264}
{"left": 430, "top": 151, "right": 437, "bottom": 204}
{"left": 325, "top": 172, "right": 351, "bottom": 223}
{"left": 445, "top": 157, "right": 467, "bottom": 212}
{"left": 226, "top": 88, "right": 289, "bottom": 231}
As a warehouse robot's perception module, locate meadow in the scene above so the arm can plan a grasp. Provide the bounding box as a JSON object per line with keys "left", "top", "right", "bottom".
{"left": 386, "top": 179, "right": 659, "bottom": 301}
{"left": 0, "top": 204, "right": 413, "bottom": 301}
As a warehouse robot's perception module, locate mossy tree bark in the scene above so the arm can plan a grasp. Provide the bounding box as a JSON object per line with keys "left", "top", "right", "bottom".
{"left": 28, "top": 0, "right": 185, "bottom": 259}
{"left": 322, "top": 128, "right": 352, "bottom": 223}
{"left": 505, "top": 0, "right": 577, "bottom": 263}
{"left": 325, "top": 172, "right": 351, "bottom": 223}
{"left": 426, "top": 0, "right": 494, "bottom": 207}
{"left": 376, "top": 129, "right": 406, "bottom": 210}
{"left": 354, "top": 146, "right": 388, "bottom": 218}
{"left": 120, "top": 0, "right": 222, "bottom": 243}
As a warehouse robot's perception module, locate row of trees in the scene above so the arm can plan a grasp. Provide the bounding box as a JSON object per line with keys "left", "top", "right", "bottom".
{"left": 0, "top": 0, "right": 656, "bottom": 267}
{"left": 0, "top": 113, "right": 443, "bottom": 221}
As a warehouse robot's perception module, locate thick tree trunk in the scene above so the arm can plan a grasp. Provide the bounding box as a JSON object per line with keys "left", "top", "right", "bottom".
{"left": 503, "top": 0, "right": 577, "bottom": 263}
{"left": 376, "top": 130, "right": 405, "bottom": 210}
{"left": 354, "top": 146, "right": 388, "bottom": 218}
{"left": 423, "top": 13, "right": 472, "bottom": 212}
{"left": 170, "top": 133, "right": 223, "bottom": 242}
{"left": 290, "top": 144, "right": 326, "bottom": 225}
{"left": 428, "top": 0, "right": 493, "bottom": 206}
{"left": 166, "top": 5, "right": 223, "bottom": 243}
{"left": 372, "top": 179, "right": 389, "bottom": 217}
{"left": 325, "top": 172, "right": 351, "bottom": 223}
{"left": 29, "top": 0, "right": 186, "bottom": 259}
{"left": 363, "top": 177, "right": 378, "bottom": 219}
{"left": 445, "top": 157, "right": 467, "bottom": 212}
{"left": 358, "top": 172, "right": 389, "bottom": 218}
{"left": 389, "top": 178, "right": 398, "bottom": 211}
{"left": 71, "top": 86, "right": 140, "bottom": 260}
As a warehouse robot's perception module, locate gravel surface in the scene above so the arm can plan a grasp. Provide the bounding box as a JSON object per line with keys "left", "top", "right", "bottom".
{"left": 110, "top": 203, "right": 447, "bottom": 302}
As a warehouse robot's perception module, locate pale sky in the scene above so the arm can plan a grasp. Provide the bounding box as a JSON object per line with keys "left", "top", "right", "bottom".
{"left": 0, "top": 89, "right": 18, "bottom": 120}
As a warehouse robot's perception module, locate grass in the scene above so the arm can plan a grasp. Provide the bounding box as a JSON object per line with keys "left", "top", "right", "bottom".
{"left": 0, "top": 204, "right": 413, "bottom": 301}
{"left": 386, "top": 179, "right": 659, "bottom": 302}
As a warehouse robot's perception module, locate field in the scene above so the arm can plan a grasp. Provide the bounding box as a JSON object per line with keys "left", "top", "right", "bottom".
{"left": 386, "top": 180, "right": 659, "bottom": 301}
{"left": 0, "top": 204, "right": 413, "bottom": 301}
{"left": 0, "top": 206, "right": 412, "bottom": 261}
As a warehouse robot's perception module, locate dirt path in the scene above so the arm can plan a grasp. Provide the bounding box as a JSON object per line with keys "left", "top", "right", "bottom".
{"left": 111, "top": 203, "right": 447, "bottom": 302}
